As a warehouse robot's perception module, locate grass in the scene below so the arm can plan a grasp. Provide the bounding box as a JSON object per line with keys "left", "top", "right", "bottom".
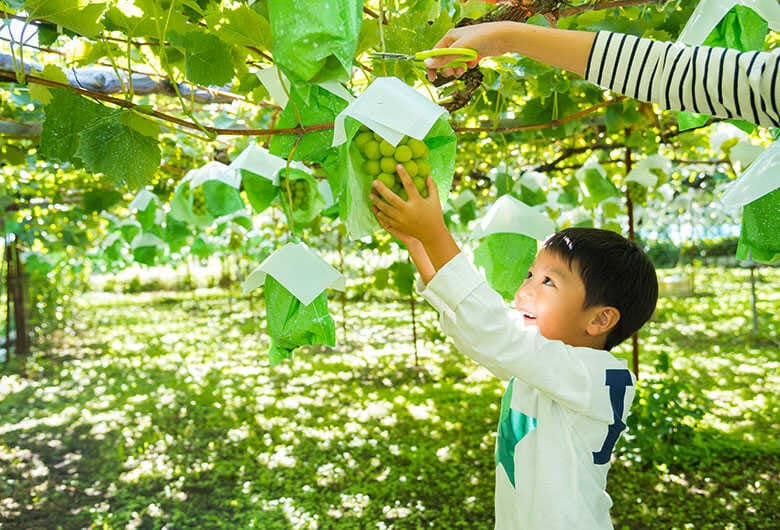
{"left": 0, "top": 265, "right": 778, "bottom": 529}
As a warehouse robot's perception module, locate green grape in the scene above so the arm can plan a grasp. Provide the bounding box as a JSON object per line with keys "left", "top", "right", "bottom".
{"left": 379, "top": 140, "right": 395, "bottom": 157}
{"left": 280, "top": 177, "right": 311, "bottom": 210}
{"left": 354, "top": 131, "right": 373, "bottom": 149}
{"left": 377, "top": 173, "right": 395, "bottom": 188}
{"left": 394, "top": 145, "right": 412, "bottom": 162}
{"left": 363, "top": 160, "right": 381, "bottom": 176}
{"left": 380, "top": 157, "right": 397, "bottom": 174}
{"left": 402, "top": 159, "right": 418, "bottom": 177}
{"left": 363, "top": 140, "right": 381, "bottom": 160}
{"left": 408, "top": 138, "right": 429, "bottom": 159}
{"left": 626, "top": 181, "right": 648, "bottom": 206}
{"left": 191, "top": 186, "right": 207, "bottom": 216}
{"left": 355, "top": 133, "right": 432, "bottom": 200}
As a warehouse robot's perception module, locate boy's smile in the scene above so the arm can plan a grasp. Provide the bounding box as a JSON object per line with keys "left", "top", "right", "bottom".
{"left": 514, "top": 250, "right": 606, "bottom": 348}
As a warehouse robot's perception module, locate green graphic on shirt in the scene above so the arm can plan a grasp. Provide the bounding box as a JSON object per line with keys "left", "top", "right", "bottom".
{"left": 495, "top": 377, "right": 537, "bottom": 488}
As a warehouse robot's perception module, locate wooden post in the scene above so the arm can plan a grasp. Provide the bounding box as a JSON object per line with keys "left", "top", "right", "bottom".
{"left": 5, "top": 234, "right": 29, "bottom": 356}
{"left": 337, "top": 229, "right": 347, "bottom": 343}
{"left": 410, "top": 291, "right": 419, "bottom": 367}
{"left": 4, "top": 234, "right": 10, "bottom": 359}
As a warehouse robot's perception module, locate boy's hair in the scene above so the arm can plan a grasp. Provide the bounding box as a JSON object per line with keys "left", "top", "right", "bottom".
{"left": 543, "top": 228, "right": 658, "bottom": 350}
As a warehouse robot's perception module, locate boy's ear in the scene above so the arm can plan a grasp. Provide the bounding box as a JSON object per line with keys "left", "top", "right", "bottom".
{"left": 586, "top": 306, "right": 620, "bottom": 337}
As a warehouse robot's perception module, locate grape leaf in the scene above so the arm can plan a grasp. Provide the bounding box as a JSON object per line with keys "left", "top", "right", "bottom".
{"left": 132, "top": 245, "right": 158, "bottom": 265}
{"left": 40, "top": 88, "right": 110, "bottom": 162}
{"left": 119, "top": 111, "right": 161, "bottom": 138}
{"left": 104, "top": 0, "right": 188, "bottom": 38}
{"left": 82, "top": 189, "right": 122, "bottom": 213}
{"left": 176, "top": 30, "right": 236, "bottom": 86}
{"left": 736, "top": 187, "right": 780, "bottom": 264}
{"left": 389, "top": 260, "right": 415, "bottom": 297}
{"left": 163, "top": 214, "right": 191, "bottom": 254}
{"left": 36, "top": 23, "right": 59, "bottom": 46}
{"left": 473, "top": 233, "right": 537, "bottom": 300}
{"left": 205, "top": 4, "right": 271, "bottom": 49}
{"left": 269, "top": 84, "right": 348, "bottom": 163}
{"left": 28, "top": 85, "right": 52, "bottom": 105}
{"left": 581, "top": 168, "right": 619, "bottom": 205}
{"left": 23, "top": 0, "right": 107, "bottom": 38}
{"left": 191, "top": 235, "right": 213, "bottom": 259}
{"left": 75, "top": 111, "right": 161, "bottom": 188}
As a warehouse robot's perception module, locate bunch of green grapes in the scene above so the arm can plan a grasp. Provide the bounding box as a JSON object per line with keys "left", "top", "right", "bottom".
{"left": 191, "top": 185, "right": 207, "bottom": 216}
{"left": 354, "top": 125, "right": 431, "bottom": 198}
{"left": 280, "top": 177, "right": 311, "bottom": 211}
{"left": 626, "top": 181, "right": 648, "bottom": 206}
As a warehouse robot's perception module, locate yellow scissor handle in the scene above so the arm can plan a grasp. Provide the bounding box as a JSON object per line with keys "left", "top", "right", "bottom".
{"left": 414, "top": 47, "right": 478, "bottom": 69}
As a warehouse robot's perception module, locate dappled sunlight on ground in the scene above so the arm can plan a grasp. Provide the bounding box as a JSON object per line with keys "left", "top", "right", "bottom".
{"left": 0, "top": 265, "right": 777, "bottom": 528}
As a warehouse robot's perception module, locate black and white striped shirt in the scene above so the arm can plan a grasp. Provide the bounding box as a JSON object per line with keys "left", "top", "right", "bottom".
{"left": 585, "top": 31, "right": 780, "bottom": 128}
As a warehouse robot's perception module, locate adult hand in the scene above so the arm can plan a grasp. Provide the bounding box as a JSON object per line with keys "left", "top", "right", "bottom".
{"left": 424, "top": 21, "right": 514, "bottom": 80}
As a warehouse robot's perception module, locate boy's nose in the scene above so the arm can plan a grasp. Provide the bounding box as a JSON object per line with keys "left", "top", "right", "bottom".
{"left": 514, "top": 285, "right": 531, "bottom": 306}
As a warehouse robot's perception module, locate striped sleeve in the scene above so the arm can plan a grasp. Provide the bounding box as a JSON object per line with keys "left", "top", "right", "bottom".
{"left": 585, "top": 31, "right": 780, "bottom": 128}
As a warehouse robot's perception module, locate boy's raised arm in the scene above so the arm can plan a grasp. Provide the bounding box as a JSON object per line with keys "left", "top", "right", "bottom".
{"left": 371, "top": 165, "right": 460, "bottom": 282}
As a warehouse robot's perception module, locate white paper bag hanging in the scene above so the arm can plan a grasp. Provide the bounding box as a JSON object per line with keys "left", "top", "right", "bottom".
{"left": 332, "top": 77, "right": 447, "bottom": 147}
{"left": 470, "top": 195, "right": 555, "bottom": 242}
{"left": 242, "top": 242, "right": 346, "bottom": 305}
{"left": 678, "top": 0, "right": 780, "bottom": 45}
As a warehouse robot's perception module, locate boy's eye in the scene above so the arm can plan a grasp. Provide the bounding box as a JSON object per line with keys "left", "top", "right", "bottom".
{"left": 543, "top": 276, "right": 555, "bottom": 286}
{"left": 526, "top": 270, "right": 533, "bottom": 279}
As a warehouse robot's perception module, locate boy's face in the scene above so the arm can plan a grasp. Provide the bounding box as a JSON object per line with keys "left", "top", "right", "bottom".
{"left": 513, "top": 250, "right": 600, "bottom": 348}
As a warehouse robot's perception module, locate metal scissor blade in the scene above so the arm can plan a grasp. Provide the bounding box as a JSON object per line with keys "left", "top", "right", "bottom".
{"left": 369, "top": 52, "right": 415, "bottom": 60}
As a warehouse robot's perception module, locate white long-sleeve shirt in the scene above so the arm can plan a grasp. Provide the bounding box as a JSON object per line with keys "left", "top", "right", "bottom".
{"left": 419, "top": 253, "right": 635, "bottom": 530}
{"left": 585, "top": 30, "right": 780, "bottom": 128}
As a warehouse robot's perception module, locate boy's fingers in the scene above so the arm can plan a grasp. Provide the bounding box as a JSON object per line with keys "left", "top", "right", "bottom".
{"left": 372, "top": 179, "right": 405, "bottom": 208}
{"left": 370, "top": 193, "right": 398, "bottom": 216}
{"left": 396, "top": 165, "right": 419, "bottom": 198}
{"left": 374, "top": 209, "right": 395, "bottom": 230}
{"left": 425, "top": 175, "right": 439, "bottom": 201}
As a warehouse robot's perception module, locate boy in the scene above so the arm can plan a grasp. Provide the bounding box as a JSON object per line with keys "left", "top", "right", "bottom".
{"left": 370, "top": 165, "right": 658, "bottom": 530}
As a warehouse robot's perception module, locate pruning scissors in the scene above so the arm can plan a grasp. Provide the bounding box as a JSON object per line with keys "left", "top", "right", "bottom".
{"left": 370, "top": 47, "right": 478, "bottom": 70}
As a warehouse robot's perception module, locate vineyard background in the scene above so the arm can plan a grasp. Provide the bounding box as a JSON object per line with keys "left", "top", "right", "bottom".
{"left": 0, "top": 0, "right": 778, "bottom": 528}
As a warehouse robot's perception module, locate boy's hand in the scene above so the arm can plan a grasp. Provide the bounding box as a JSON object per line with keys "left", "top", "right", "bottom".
{"left": 370, "top": 164, "right": 448, "bottom": 246}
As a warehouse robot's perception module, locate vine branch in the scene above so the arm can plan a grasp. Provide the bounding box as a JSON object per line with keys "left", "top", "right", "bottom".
{"left": 559, "top": 0, "right": 667, "bottom": 18}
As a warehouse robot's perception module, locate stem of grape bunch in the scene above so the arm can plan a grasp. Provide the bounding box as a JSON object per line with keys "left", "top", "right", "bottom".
{"left": 281, "top": 135, "right": 304, "bottom": 239}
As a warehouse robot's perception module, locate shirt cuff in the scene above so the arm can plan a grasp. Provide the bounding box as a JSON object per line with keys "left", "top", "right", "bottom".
{"left": 419, "top": 252, "right": 484, "bottom": 311}
{"left": 585, "top": 30, "right": 611, "bottom": 84}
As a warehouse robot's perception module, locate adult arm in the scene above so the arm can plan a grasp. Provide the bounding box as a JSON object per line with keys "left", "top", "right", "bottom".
{"left": 586, "top": 31, "right": 780, "bottom": 128}
{"left": 425, "top": 21, "right": 595, "bottom": 78}
{"left": 427, "top": 22, "right": 780, "bottom": 127}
